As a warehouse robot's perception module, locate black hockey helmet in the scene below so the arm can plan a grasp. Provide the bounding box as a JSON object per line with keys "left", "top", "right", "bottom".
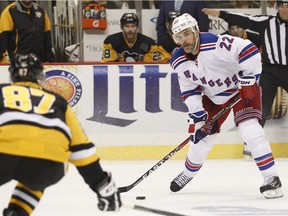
{"left": 120, "top": 13, "right": 139, "bottom": 27}
{"left": 166, "top": 11, "right": 181, "bottom": 34}
{"left": 9, "top": 53, "right": 44, "bottom": 83}
{"left": 276, "top": 0, "right": 288, "bottom": 6}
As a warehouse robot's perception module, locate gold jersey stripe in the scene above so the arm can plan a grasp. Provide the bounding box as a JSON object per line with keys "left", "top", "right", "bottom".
{"left": 0, "top": 124, "right": 70, "bottom": 163}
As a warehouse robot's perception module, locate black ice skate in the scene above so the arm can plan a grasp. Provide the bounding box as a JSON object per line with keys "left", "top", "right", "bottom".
{"left": 260, "top": 176, "right": 283, "bottom": 199}
{"left": 170, "top": 171, "right": 193, "bottom": 192}
{"left": 3, "top": 208, "right": 27, "bottom": 216}
{"left": 3, "top": 209, "right": 19, "bottom": 216}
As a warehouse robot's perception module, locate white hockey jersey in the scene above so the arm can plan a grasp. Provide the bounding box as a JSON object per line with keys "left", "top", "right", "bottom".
{"left": 170, "top": 32, "right": 261, "bottom": 114}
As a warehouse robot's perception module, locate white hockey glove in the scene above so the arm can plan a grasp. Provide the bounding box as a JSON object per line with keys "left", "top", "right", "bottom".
{"left": 238, "top": 73, "right": 259, "bottom": 103}
{"left": 188, "top": 110, "right": 208, "bottom": 144}
{"left": 95, "top": 172, "right": 121, "bottom": 211}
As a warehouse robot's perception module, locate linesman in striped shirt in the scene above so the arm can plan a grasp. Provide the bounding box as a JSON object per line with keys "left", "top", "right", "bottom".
{"left": 202, "top": 0, "right": 288, "bottom": 127}
{"left": 0, "top": 53, "right": 121, "bottom": 216}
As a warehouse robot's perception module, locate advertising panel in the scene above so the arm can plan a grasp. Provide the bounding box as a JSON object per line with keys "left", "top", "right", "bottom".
{"left": 0, "top": 63, "right": 287, "bottom": 159}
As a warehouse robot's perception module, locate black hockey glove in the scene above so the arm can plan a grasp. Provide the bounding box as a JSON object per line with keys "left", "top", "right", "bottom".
{"left": 95, "top": 172, "right": 122, "bottom": 211}
{"left": 192, "top": 121, "right": 219, "bottom": 144}
{"left": 192, "top": 129, "right": 208, "bottom": 144}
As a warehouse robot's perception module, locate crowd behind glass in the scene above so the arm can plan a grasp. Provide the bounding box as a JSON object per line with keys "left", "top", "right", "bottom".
{"left": 0, "top": 0, "right": 277, "bottom": 62}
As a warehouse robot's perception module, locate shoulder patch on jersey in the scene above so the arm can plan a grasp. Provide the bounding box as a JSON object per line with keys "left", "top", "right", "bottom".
{"left": 170, "top": 48, "right": 188, "bottom": 70}
{"left": 239, "top": 42, "right": 259, "bottom": 63}
{"left": 200, "top": 33, "right": 218, "bottom": 52}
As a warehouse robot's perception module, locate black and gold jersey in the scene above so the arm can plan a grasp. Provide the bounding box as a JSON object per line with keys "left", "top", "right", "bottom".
{"left": 157, "top": 34, "right": 180, "bottom": 62}
{"left": 0, "top": 2, "right": 55, "bottom": 62}
{"left": 0, "top": 82, "right": 98, "bottom": 166}
{"left": 101, "top": 32, "right": 158, "bottom": 62}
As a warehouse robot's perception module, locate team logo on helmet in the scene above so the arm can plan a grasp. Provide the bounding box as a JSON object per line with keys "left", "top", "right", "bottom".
{"left": 42, "top": 69, "right": 82, "bottom": 107}
{"left": 120, "top": 13, "right": 139, "bottom": 26}
{"left": 171, "top": 13, "right": 199, "bottom": 35}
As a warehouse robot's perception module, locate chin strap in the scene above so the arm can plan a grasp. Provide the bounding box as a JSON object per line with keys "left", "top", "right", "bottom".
{"left": 191, "top": 33, "right": 199, "bottom": 54}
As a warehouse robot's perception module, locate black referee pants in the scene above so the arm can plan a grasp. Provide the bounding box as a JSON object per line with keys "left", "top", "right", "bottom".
{"left": 259, "top": 63, "right": 288, "bottom": 127}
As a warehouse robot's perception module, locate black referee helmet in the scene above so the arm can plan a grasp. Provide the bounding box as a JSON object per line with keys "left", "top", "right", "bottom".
{"left": 166, "top": 11, "right": 181, "bottom": 34}
{"left": 277, "top": 0, "right": 288, "bottom": 6}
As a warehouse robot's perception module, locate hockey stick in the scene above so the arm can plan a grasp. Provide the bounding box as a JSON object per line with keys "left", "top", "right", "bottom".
{"left": 123, "top": 204, "right": 192, "bottom": 216}
{"left": 118, "top": 95, "right": 241, "bottom": 193}
{"left": 118, "top": 136, "right": 190, "bottom": 193}
{"left": 202, "top": 95, "right": 241, "bottom": 130}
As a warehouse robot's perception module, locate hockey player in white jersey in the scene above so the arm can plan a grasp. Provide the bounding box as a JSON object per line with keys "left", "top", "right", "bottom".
{"left": 169, "top": 13, "right": 283, "bottom": 199}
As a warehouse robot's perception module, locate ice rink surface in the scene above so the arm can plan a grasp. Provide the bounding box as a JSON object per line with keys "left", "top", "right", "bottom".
{"left": 1, "top": 158, "right": 288, "bottom": 216}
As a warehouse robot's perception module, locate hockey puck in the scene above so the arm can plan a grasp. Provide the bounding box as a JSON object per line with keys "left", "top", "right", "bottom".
{"left": 136, "top": 196, "right": 146, "bottom": 200}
